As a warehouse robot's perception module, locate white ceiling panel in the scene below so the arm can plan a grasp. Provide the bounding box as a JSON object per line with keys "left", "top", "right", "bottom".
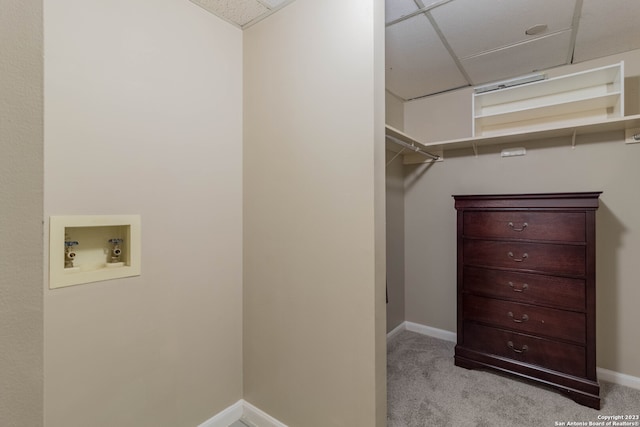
{"left": 573, "top": 0, "right": 640, "bottom": 62}
{"left": 431, "top": 0, "right": 576, "bottom": 59}
{"left": 386, "top": 0, "right": 420, "bottom": 24}
{"left": 386, "top": 14, "right": 468, "bottom": 99}
{"left": 461, "top": 30, "right": 572, "bottom": 85}
{"left": 189, "top": 0, "right": 274, "bottom": 27}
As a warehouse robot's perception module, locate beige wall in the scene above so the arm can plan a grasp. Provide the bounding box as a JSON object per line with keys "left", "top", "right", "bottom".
{"left": 385, "top": 92, "right": 405, "bottom": 332}
{"left": 0, "top": 1, "right": 44, "bottom": 426}
{"left": 385, "top": 91, "right": 404, "bottom": 130}
{"left": 404, "top": 49, "right": 640, "bottom": 378}
{"left": 43, "top": 1, "right": 243, "bottom": 426}
{"left": 405, "top": 87, "right": 472, "bottom": 142}
{"left": 243, "top": 0, "right": 386, "bottom": 425}
{"left": 385, "top": 150, "right": 405, "bottom": 333}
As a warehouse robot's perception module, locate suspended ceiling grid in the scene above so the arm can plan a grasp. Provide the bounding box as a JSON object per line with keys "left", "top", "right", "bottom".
{"left": 386, "top": 0, "right": 640, "bottom": 101}
{"left": 191, "top": 0, "right": 640, "bottom": 102}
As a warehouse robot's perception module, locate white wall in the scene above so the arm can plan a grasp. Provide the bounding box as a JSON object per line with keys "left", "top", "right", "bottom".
{"left": 43, "top": 1, "right": 243, "bottom": 425}
{"left": 0, "top": 1, "right": 44, "bottom": 426}
{"left": 243, "top": 0, "right": 386, "bottom": 425}
{"left": 403, "top": 49, "right": 640, "bottom": 378}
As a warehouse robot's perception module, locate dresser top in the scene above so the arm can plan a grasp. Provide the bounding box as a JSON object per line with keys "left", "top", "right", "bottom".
{"left": 453, "top": 192, "right": 602, "bottom": 209}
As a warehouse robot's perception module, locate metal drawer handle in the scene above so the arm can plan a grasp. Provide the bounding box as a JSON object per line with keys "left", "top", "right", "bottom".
{"left": 508, "top": 222, "right": 528, "bottom": 232}
{"left": 508, "top": 281, "right": 529, "bottom": 292}
{"left": 508, "top": 252, "right": 528, "bottom": 262}
{"left": 508, "top": 311, "right": 529, "bottom": 323}
{"left": 507, "top": 341, "right": 528, "bottom": 354}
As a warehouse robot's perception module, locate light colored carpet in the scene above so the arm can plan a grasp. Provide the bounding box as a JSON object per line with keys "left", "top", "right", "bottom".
{"left": 387, "top": 330, "right": 640, "bottom": 427}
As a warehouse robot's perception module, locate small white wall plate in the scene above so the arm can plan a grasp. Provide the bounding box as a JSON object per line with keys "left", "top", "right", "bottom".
{"left": 501, "top": 147, "right": 527, "bottom": 157}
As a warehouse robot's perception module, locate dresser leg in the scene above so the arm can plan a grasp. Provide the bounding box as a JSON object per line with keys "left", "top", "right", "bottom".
{"left": 564, "top": 388, "right": 601, "bottom": 410}
{"left": 455, "top": 353, "right": 601, "bottom": 410}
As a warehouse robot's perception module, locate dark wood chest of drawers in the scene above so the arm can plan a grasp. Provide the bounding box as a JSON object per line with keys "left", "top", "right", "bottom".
{"left": 453, "top": 192, "right": 601, "bottom": 409}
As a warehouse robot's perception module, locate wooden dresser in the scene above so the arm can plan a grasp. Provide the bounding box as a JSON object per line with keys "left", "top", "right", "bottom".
{"left": 453, "top": 192, "right": 601, "bottom": 409}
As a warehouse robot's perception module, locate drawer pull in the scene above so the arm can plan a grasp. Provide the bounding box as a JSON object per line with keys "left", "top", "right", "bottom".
{"left": 508, "top": 281, "right": 529, "bottom": 292}
{"left": 508, "top": 311, "right": 529, "bottom": 323}
{"left": 508, "top": 222, "right": 528, "bottom": 232}
{"left": 507, "top": 251, "right": 528, "bottom": 262}
{"left": 507, "top": 341, "right": 528, "bottom": 354}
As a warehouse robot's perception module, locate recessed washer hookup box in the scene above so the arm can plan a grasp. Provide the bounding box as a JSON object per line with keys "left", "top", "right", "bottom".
{"left": 49, "top": 215, "right": 141, "bottom": 289}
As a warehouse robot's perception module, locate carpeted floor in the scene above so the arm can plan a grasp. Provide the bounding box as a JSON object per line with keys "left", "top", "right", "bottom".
{"left": 387, "top": 330, "right": 640, "bottom": 427}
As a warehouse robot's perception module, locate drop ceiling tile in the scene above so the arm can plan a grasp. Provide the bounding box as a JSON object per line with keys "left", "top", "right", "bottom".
{"left": 259, "top": 0, "right": 289, "bottom": 8}
{"left": 574, "top": 0, "right": 640, "bottom": 62}
{"left": 461, "top": 30, "right": 572, "bottom": 85}
{"left": 189, "top": 0, "right": 268, "bottom": 26}
{"left": 386, "top": 14, "right": 468, "bottom": 99}
{"left": 432, "top": 0, "right": 576, "bottom": 58}
{"left": 386, "top": 0, "right": 420, "bottom": 24}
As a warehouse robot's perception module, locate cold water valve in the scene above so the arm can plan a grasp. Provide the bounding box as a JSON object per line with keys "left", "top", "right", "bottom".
{"left": 64, "top": 240, "right": 79, "bottom": 268}
{"left": 108, "top": 238, "right": 123, "bottom": 264}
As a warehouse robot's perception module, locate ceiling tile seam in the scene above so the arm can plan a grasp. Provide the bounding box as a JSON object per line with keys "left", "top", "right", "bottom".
{"left": 385, "top": 0, "right": 454, "bottom": 27}
{"left": 458, "top": 28, "right": 574, "bottom": 62}
{"left": 255, "top": 0, "right": 275, "bottom": 9}
{"left": 567, "top": 0, "right": 584, "bottom": 64}
{"left": 242, "top": 0, "right": 297, "bottom": 29}
{"left": 423, "top": 9, "right": 473, "bottom": 85}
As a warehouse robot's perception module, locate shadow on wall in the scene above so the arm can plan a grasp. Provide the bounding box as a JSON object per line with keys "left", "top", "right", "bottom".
{"left": 596, "top": 201, "right": 626, "bottom": 370}
{"left": 624, "top": 76, "right": 639, "bottom": 115}
{"left": 404, "top": 160, "right": 438, "bottom": 192}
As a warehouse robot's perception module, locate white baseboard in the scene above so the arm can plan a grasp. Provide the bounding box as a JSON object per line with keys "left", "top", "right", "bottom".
{"left": 198, "top": 400, "right": 288, "bottom": 427}
{"left": 197, "top": 400, "right": 243, "bottom": 427}
{"left": 402, "top": 320, "right": 640, "bottom": 391}
{"left": 243, "top": 400, "right": 288, "bottom": 427}
{"left": 386, "top": 322, "right": 406, "bottom": 339}
{"left": 598, "top": 367, "right": 640, "bottom": 391}
{"left": 405, "top": 321, "right": 457, "bottom": 343}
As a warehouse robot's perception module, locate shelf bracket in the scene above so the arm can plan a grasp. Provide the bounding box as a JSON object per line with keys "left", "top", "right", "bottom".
{"left": 571, "top": 129, "right": 577, "bottom": 149}
{"left": 472, "top": 141, "right": 478, "bottom": 157}
{"left": 385, "top": 134, "right": 441, "bottom": 161}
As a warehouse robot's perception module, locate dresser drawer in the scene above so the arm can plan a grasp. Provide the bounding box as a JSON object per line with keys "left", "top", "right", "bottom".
{"left": 463, "top": 266, "right": 586, "bottom": 311}
{"left": 463, "top": 294, "right": 586, "bottom": 344}
{"left": 463, "top": 240, "right": 585, "bottom": 276}
{"left": 463, "top": 322, "right": 586, "bottom": 377}
{"left": 463, "top": 211, "right": 585, "bottom": 242}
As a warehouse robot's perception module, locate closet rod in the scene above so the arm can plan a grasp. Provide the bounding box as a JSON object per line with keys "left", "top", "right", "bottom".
{"left": 385, "top": 135, "right": 441, "bottom": 161}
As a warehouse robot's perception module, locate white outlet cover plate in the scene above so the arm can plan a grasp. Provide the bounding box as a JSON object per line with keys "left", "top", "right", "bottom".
{"left": 501, "top": 147, "right": 527, "bottom": 157}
